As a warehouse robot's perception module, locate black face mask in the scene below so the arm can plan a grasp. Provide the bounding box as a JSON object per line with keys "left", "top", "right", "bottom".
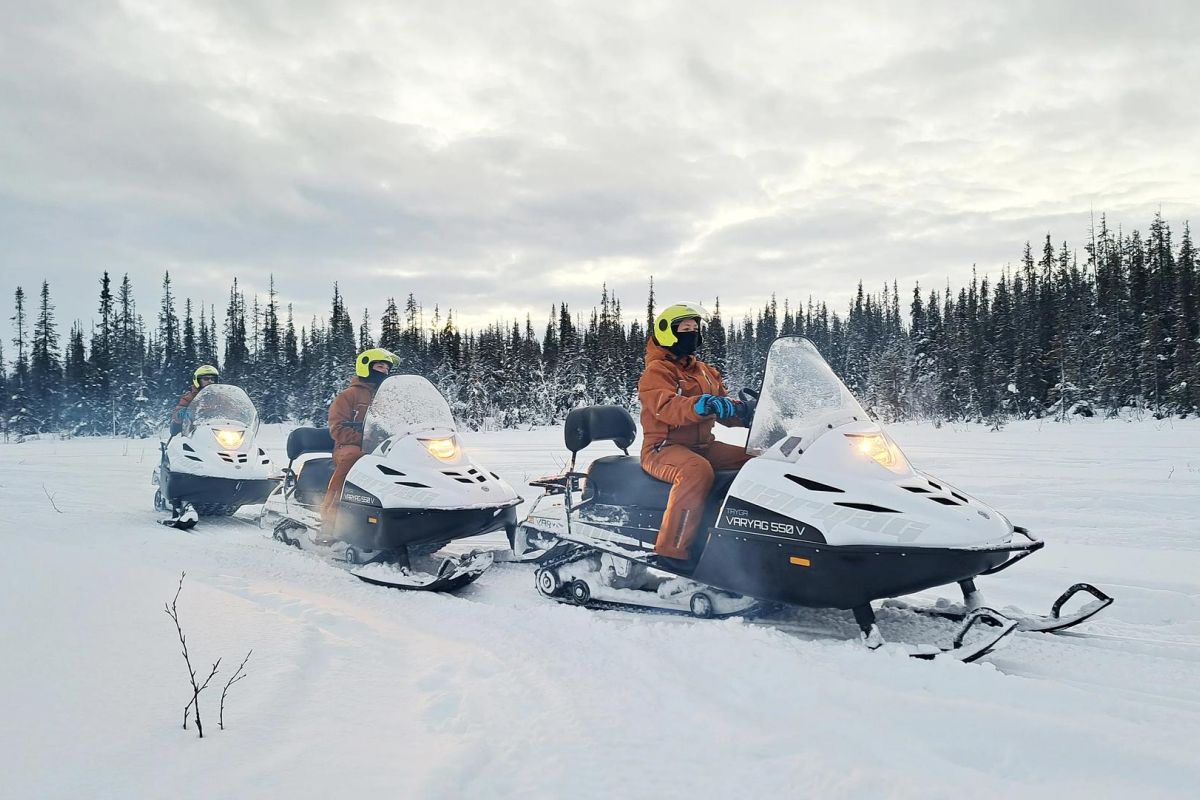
{"left": 364, "top": 369, "right": 389, "bottom": 387}
{"left": 670, "top": 331, "right": 700, "bottom": 358}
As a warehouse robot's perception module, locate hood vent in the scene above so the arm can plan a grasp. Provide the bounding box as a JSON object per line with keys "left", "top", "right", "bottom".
{"left": 834, "top": 502, "right": 898, "bottom": 513}
{"left": 785, "top": 475, "right": 844, "bottom": 493}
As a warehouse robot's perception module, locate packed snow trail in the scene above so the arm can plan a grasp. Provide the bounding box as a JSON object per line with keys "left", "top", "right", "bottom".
{"left": 1, "top": 419, "right": 1198, "bottom": 799}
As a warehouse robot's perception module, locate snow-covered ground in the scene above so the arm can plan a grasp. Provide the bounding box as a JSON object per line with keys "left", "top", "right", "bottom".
{"left": 2, "top": 418, "right": 1198, "bottom": 799}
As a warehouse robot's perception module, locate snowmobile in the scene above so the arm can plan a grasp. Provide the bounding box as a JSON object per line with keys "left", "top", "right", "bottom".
{"left": 153, "top": 384, "right": 278, "bottom": 529}
{"left": 518, "top": 336, "right": 1113, "bottom": 662}
{"left": 259, "top": 375, "right": 523, "bottom": 591}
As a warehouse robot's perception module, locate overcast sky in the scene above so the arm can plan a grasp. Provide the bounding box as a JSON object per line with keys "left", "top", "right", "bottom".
{"left": 2, "top": 0, "right": 1198, "bottom": 335}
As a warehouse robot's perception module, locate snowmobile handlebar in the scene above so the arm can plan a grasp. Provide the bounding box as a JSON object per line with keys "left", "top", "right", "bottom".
{"left": 736, "top": 388, "right": 758, "bottom": 425}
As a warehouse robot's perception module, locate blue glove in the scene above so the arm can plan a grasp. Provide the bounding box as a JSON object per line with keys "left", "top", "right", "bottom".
{"left": 694, "top": 394, "right": 736, "bottom": 419}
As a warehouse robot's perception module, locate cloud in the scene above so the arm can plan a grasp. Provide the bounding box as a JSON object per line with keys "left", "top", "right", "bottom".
{"left": 1, "top": 0, "right": 1197, "bottom": 335}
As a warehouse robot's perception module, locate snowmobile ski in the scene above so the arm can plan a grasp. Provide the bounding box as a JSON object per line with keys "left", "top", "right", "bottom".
{"left": 350, "top": 550, "right": 493, "bottom": 591}
{"left": 491, "top": 522, "right": 558, "bottom": 564}
{"left": 883, "top": 582, "right": 1114, "bottom": 634}
{"left": 271, "top": 518, "right": 490, "bottom": 593}
{"left": 906, "top": 607, "right": 1018, "bottom": 662}
{"left": 160, "top": 502, "right": 199, "bottom": 530}
{"left": 743, "top": 604, "right": 1018, "bottom": 662}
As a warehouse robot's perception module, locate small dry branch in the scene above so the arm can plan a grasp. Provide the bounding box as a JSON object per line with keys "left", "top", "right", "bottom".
{"left": 219, "top": 650, "right": 252, "bottom": 730}
{"left": 164, "top": 572, "right": 221, "bottom": 738}
{"left": 42, "top": 484, "right": 63, "bottom": 513}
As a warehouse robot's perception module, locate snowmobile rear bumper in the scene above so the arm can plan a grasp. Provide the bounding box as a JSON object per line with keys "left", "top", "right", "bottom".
{"left": 162, "top": 472, "right": 277, "bottom": 509}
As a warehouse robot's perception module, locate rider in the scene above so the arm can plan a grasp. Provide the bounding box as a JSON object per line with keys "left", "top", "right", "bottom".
{"left": 170, "top": 365, "right": 220, "bottom": 436}
{"left": 639, "top": 302, "right": 751, "bottom": 570}
{"left": 321, "top": 348, "right": 401, "bottom": 531}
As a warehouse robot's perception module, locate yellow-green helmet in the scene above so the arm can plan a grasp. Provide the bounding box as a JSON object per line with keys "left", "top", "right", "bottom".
{"left": 652, "top": 301, "right": 709, "bottom": 348}
{"left": 192, "top": 364, "right": 220, "bottom": 389}
{"left": 356, "top": 347, "right": 401, "bottom": 378}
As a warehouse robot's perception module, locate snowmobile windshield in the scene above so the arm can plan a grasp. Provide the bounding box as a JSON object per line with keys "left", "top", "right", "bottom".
{"left": 187, "top": 385, "right": 258, "bottom": 432}
{"left": 362, "top": 375, "right": 457, "bottom": 452}
{"left": 746, "top": 336, "right": 870, "bottom": 455}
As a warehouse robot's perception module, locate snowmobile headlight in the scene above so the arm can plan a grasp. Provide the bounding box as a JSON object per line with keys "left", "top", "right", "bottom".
{"left": 845, "top": 433, "right": 908, "bottom": 473}
{"left": 213, "top": 428, "right": 246, "bottom": 450}
{"left": 420, "top": 437, "right": 459, "bottom": 462}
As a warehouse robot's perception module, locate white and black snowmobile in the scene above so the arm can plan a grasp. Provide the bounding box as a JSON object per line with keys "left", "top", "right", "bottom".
{"left": 259, "top": 375, "right": 523, "bottom": 591}
{"left": 153, "top": 384, "right": 278, "bottom": 529}
{"left": 519, "top": 336, "right": 1113, "bottom": 662}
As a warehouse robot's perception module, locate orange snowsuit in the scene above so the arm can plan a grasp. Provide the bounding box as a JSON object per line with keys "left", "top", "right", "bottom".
{"left": 638, "top": 338, "right": 750, "bottom": 559}
{"left": 321, "top": 377, "right": 379, "bottom": 528}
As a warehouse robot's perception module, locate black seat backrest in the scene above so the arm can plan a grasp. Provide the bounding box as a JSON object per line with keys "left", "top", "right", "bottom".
{"left": 564, "top": 406, "right": 636, "bottom": 454}
{"left": 287, "top": 427, "right": 335, "bottom": 461}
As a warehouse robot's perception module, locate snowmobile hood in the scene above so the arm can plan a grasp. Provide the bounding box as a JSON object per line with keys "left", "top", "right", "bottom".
{"left": 731, "top": 428, "right": 1014, "bottom": 550}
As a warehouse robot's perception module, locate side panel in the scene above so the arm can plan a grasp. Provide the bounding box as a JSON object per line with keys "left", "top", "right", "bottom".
{"left": 333, "top": 501, "right": 518, "bottom": 551}
{"left": 694, "top": 531, "right": 1010, "bottom": 609}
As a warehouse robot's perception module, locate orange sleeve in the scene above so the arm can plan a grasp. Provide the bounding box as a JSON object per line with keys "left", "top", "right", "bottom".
{"left": 171, "top": 389, "right": 196, "bottom": 426}
{"left": 328, "top": 385, "right": 368, "bottom": 448}
{"left": 638, "top": 362, "right": 704, "bottom": 428}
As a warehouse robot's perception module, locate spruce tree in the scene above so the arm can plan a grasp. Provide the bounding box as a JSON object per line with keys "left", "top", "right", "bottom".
{"left": 30, "top": 280, "right": 62, "bottom": 428}
{"left": 1169, "top": 223, "right": 1198, "bottom": 412}
{"left": 258, "top": 277, "right": 284, "bottom": 422}
{"left": 62, "top": 322, "right": 87, "bottom": 433}
{"left": 223, "top": 279, "right": 250, "bottom": 386}
{"left": 379, "top": 297, "right": 401, "bottom": 352}
{"left": 706, "top": 298, "right": 727, "bottom": 377}
{"left": 157, "top": 272, "right": 183, "bottom": 400}
{"left": 358, "top": 308, "right": 373, "bottom": 353}
{"left": 9, "top": 287, "right": 32, "bottom": 433}
{"left": 182, "top": 299, "right": 197, "bottom": 368}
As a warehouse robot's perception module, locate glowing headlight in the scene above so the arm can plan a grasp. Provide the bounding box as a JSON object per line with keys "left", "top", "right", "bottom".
{"left": 213, "top": 428, "right": 246, "bottom": 450}
{"left": 421, "top": 437, "right": 459, "bottom": 461}
{"left": 845, "top": 433, "right": 908, "bottom": 472}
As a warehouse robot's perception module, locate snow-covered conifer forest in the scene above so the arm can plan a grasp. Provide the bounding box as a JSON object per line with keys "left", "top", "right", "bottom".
{"left": 4, "top": 214, "right": 1197, "bottom": 438}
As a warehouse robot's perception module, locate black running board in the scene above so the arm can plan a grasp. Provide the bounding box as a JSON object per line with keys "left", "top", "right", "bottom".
{"left": 887, "top": 583, "right": 1113, "bottom": 634}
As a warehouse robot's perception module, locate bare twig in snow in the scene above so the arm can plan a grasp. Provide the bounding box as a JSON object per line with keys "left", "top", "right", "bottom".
{"left": 219, "top": 650, "right": 252, "bottom": 730}
{"left": 42, "top": 484, "right": 63, "bottom": 514}
{"left": 164, "top": 572, "right": 221, "bottom": 738}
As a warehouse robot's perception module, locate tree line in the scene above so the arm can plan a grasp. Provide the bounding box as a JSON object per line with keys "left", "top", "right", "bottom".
{"left": 3, "top": 212, "right": 1196, "bottom": 438}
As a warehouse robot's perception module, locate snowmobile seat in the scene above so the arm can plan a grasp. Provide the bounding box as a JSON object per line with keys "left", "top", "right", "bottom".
{"left": 564, "top": 406, "right": 636, "bottom": 454}
{"left": 287, "top": 427, "right": 335, "bottom": 463}
{"left": 583, "top": 455, "right": 740, "bottom": 511}
{"left": 293, "top": 456, "right": 335, "bottom": 506}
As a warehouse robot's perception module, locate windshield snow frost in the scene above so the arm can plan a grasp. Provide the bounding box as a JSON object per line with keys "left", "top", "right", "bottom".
{"left": 189, "top": 385, "right": 258, "bottom": 429}
{"left": 746, "top": 336, "right": 869, "bottom": 455}
{"left": 363, "top": 376, "right": 457, "bottom": 452}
